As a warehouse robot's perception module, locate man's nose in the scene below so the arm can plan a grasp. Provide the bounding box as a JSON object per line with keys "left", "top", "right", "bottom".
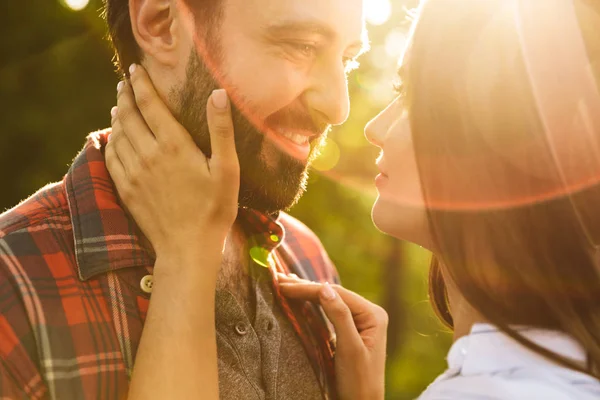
{"left": 305, "top": 61, "right": 351, "bottom": 126}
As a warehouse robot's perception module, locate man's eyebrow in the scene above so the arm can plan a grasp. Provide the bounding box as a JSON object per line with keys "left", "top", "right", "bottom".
{"left": 266, "top": 21, "right": 336, "bottom": 38}
{"left": 266, "top": 20, "right": 369, "bottom": 53}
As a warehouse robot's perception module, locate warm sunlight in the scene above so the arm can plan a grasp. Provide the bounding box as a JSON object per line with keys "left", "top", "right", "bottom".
{"left": 364, "top": 0, "right": 393, "bottom": 26}
{"left": 62, "top": 0, "right": 89, "bottom": 11}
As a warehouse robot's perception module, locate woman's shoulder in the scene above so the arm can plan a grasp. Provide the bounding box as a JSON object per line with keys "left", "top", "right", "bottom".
{"left": 418, "top": 370, "right": 600, "bottom": 400}
{"left": 417, "top": 324, "right": 600, "bottom": 400}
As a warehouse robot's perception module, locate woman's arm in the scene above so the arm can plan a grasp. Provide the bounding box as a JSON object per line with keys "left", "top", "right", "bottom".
{"left": 106, "top": 64, "right": 239, "bottom": 400}
{"left": 130, "top": 251, "right": 222, "bottom": 400}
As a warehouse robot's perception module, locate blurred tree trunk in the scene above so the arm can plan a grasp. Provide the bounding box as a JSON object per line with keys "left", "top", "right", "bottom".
{"left": 383, "top": 238, "right": 405, "bottom": 360}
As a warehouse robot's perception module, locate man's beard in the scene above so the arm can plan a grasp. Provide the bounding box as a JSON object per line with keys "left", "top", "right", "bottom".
{"left": 173, "top": 51, "right": 328, "bottom": 215}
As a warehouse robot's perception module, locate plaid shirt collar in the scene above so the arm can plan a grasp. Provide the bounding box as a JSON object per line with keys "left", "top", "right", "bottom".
{"left": 65, "top": 129, "right": 285, "bottom": 281}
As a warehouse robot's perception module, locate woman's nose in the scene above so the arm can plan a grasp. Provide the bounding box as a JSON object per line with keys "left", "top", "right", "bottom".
{"left": 365, "top": 99, "right": 398, "bottom": 147}
{"left": 364, "top": 116, "right": 383, "bottom": 147}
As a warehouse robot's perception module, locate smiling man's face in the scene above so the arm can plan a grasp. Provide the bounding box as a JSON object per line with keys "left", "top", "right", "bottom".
{"left": 174, "top": 0, "right": 367, "bottom": 213}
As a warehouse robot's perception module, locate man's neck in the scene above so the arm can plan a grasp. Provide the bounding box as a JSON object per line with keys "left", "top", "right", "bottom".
{"left": 217, "top": 221, "right": 253, "bottom": 304}
{"left": 223, "top": 221, "right": 247, "bottom": 260}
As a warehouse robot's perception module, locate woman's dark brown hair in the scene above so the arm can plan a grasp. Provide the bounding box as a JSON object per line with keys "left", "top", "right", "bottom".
{"left": 406, "top": 0, "right": 600, "bottom": 377}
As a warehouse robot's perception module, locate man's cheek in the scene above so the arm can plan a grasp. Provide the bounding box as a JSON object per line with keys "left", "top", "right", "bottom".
{"left": 242, "top": 69, "right": 307, "bottom": 114}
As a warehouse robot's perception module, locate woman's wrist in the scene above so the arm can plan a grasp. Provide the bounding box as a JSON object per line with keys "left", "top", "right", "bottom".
{"left": 153, "top": 244, "right": 223, "bottom": 281}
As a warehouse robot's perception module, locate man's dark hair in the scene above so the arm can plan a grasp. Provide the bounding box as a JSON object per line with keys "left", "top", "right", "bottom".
{"left": 102, "top": 0, "right": 223, "bottom": 77}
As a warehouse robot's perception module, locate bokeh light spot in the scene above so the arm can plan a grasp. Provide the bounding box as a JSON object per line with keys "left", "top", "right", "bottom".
{"left": 364, "top": 0, "right": 392, "bottom": 26}
{"left": 368, "top": 45, "right": 391, "bottom": 70}
{"left": 385, "top": 29, "right": 407, "bottom": 58}
{"left": 249, "top": 247, "right": 270, "bottom": 268}
{"left": 312, "top": 139, "right": 341, "bottom": 172}
{"left": 61, "top": 0, "right": 89, "bottom": 11}
{"left": 270, "top": 234, "right": 280, "bottom": 243}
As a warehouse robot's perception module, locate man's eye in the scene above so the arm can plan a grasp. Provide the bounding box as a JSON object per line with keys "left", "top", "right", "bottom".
{"left": 288, "top": 43, "right": 317, "bottom": 58}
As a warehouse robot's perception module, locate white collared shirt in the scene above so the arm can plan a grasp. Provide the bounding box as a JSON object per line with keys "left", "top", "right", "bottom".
{"left": 418, "top": 323, "right": 600, "bottom": 400}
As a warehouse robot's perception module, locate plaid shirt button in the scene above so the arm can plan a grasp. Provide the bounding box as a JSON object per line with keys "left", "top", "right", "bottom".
{"left": 140, "top": 275, "right": 154, "bottom": 294}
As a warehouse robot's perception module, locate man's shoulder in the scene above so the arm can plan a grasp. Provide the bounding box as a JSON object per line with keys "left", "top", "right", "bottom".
{"left": 277, "top": 212, "right": 339, "bottom": 283}
{"left": 0, "top": 181, "right": 72, "bottom": 272}
{"left": 0, "top": 181, "right": 69, "bottom": 239}
{"left": 0, "top": 130, "right": 104, "bottom": 240}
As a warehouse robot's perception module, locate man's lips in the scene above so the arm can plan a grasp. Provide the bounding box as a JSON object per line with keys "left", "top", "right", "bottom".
{"left": 265, "top": 125, "right": 321, "bottom": 144}
{"left": 275, "top": 128, "right": 313, "bottom": 146}
{"left": 261, "top": 125, "right": 322, "bottom": 161}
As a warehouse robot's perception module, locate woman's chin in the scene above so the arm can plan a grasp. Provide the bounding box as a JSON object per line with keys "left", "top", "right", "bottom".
{"left": 371, "top": 198, "right": 394, "bottom": 236}
{"left": 371, "top": 196, "right": 432, "bottom": 250}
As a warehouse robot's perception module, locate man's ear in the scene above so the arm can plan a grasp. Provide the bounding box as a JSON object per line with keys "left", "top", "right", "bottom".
{"left": 129, "top": 0, "right": 181, "bottom": 67}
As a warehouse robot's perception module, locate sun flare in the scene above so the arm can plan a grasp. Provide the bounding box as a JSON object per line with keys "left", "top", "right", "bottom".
{"left": 364, "top": 0, "right": 393, "bottom": 26}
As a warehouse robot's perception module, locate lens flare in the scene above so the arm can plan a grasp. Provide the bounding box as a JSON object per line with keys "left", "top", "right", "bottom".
{"left": 312, "top": 140, "right": 341, "bottom": 172}
{"left": 385, "top": 29, "right": 407, "bottom": 58}
{"left": 61, "top": 0, "right": 89, "bottom": 11}
{"left": 249, "top": 247, "right": 270, "bottom": 268}
{"left": 364, "top": 0, "right": 392, "bottom": 26}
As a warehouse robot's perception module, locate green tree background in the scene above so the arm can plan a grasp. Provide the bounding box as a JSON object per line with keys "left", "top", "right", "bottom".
{"left": 0, "top": 0, "right": 452, "bottom": 398}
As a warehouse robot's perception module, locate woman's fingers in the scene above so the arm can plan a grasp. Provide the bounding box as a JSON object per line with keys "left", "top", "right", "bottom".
{"left": 280, "top": 279, "right": 379, "bottom": 320}
{"left": 280, "top": 281, "right": 364, "bottom": 352}
{"left": 105, "top": 137, "right": 129, "bottom": 198}
{"left": 317, "top": 283, "right": 365, "bottom": 352}
{"left": 206, "top": 89, "right": 240, "bottom": 203}
{"left": 206, "top": 90, "right": 239, "bottom": 176}
{"left": 115, "top": 79, "right": 158, "bottom": 158}
{"left": 276, "top": 273, "right": 303, "bottom": 284}
{"left": 128, "top": 64, "right": 190, "bottom": 147}
{"left": 110, "top": 116, "right": 140, "bottom": 177}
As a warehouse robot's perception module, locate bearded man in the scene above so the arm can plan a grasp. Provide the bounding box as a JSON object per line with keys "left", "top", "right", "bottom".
{"left": 0, "top": 0, "right": 367, "bottom": 398}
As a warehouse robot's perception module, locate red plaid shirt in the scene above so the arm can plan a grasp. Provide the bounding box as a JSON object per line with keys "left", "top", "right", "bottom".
{"left": 0, "top": 130, "right": 339, "bottom": 400}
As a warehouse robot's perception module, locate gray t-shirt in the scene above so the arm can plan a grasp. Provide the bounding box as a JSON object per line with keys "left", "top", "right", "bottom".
{"left": 215, "top": 266, "right": 323, "bottom": 400}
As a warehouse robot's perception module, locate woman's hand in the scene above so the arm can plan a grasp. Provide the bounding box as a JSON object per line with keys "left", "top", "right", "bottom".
{"left": 105, "top": 64, "right": 239, "bottom": 265}
{"left": 278, "top": 274, "right": 388, "bottom": 400}
{"left": 107, "top": 64, "right": 236, "bottom": 400}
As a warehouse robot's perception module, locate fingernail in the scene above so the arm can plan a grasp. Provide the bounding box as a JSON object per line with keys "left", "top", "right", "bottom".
{"left": 321, "top": 283, "right": 336, "bottom": 301}
{"left": 117, "top": 81, "right": 124, "bottom": 92}
{"left": 111, "top": 106, "right": 118, "bottom": 118}
{"left": 212, "top": 89, "right": 228, "bottom": 109}
{"left": 129, "top": 64, "right": 137, "bottom": 75}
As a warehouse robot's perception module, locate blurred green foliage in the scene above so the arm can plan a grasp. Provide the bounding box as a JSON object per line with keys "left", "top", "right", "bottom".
{"left": 0, "top": 0, "right": 452, "bottom": 398}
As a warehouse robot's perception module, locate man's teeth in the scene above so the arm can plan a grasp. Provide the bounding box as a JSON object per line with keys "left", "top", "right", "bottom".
{"left": 279, "top": 130, "right": 309, "bottom": 146}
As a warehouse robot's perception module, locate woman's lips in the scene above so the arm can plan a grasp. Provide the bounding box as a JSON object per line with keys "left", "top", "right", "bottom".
{"left": 375, "top": 173, "right": 389, "bottom": 187}
{"left": 376, "top": 162, "right": 389, "bottom": 177}
{"left": 375, "top": 159, "right": 389, "bottom": 187}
